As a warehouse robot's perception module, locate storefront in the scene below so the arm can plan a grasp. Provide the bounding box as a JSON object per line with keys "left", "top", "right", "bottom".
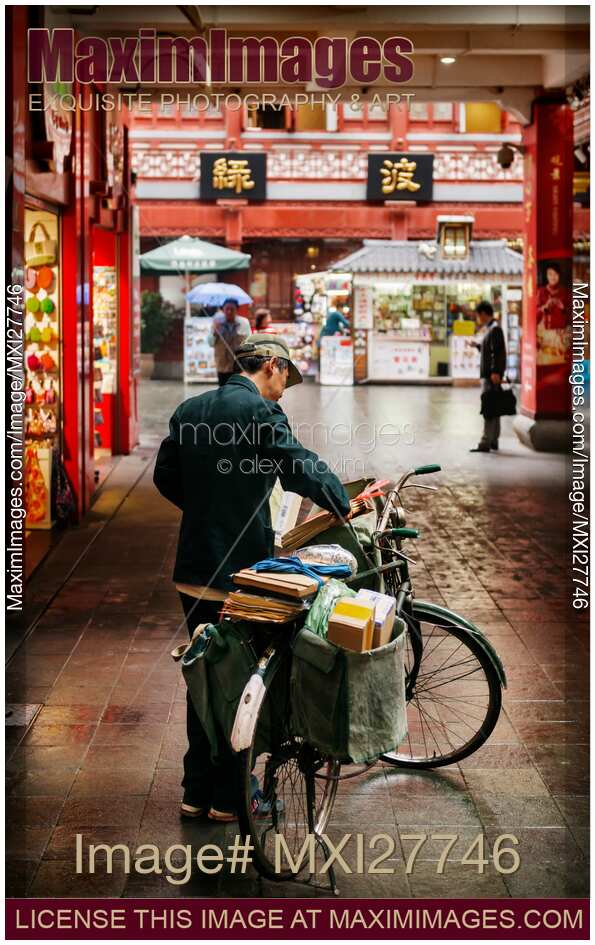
{"left": 291, "top": 270, "right": 353, "bottom": 380}
{"left": 11, "top": 5, "right": 140, "bottom": 575}
{"left": 329, "top": 238, "right": 523, "bottom": 384}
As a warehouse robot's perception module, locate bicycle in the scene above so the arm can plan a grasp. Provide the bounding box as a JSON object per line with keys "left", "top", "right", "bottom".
{"left": 233, "top": 464, "right": 507, "bottom": 887}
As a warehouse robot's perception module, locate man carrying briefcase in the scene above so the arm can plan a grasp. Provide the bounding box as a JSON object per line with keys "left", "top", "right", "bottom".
{"left": 469, "top": 301, "right": 508, "bottom": 453}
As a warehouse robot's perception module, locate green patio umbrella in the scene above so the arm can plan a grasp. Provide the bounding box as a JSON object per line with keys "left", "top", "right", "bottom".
{"left": 140, "top": 235, "right": 251, "bottom": 317}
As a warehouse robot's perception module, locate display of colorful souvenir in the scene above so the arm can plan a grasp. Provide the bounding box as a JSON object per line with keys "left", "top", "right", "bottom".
{"left": 40, "top": 352, "right": 57, "bottom": 372}
{"left": 26, "top": 296, "right": 40, "bottom": 313}
{"left": 25, "top": 446, "right": 48, "bottom": 522}
{"left": 25, "top": 268, "right": 38, "bottom": 292}
{"left": 27, "top": 353, "right": 41, "bottom": 371}
{"left": 43, "top": 379, "right": 57, "bottom": 404}
{"left": 41, "top": 325, "right": 54, "bottom": 344}
{"left": 25, "top": 384, "right": 35, "bottom": 405}
{"left": 40, "top": 297, "right": 55, "bottom": 314}
{"left": 37, "top": 266, "right": 55, "bottom": 291}
{"left": 29, "top": 324, "right": 42, "bottom": 343}
{"left": 41, "top": 409, "right": 57, "bottom": 434}
{"left": 26, "top": 412, "right": 44, "bottom": 437}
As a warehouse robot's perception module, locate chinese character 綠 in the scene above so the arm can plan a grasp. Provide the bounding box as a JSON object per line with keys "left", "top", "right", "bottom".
{"left": 212, "top": 157, "right": 255, "bottom": 194}
{"left": 380, "top": 157, "right": 421, "bottom": 194}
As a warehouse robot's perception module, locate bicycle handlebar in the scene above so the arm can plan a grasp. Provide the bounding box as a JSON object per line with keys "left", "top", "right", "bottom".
{"left": 386, "top": 527, "right": 420, "bottom": 539}
{"left": 414, "top": 464, "right": 441, "bottom": 476}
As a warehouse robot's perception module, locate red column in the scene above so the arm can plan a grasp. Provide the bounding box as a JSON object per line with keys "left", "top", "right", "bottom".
{"left": 217, "top": 199, "right": 246, "bottom": 250}
{"left": 225, "top": 108, "right": 243, "bottom": 149}
{"left": 389, "top": 103, "right": 408, "bottom": 150}
{"left": 516, "top": 102, "right": 574, "bottom": 450}
{"left": 61, "top": 81, "right": 96, "bottom": 517}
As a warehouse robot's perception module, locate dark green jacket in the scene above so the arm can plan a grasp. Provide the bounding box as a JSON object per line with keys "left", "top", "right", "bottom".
{"left": 153, "top": 375, "right": 351, "bottom": 589}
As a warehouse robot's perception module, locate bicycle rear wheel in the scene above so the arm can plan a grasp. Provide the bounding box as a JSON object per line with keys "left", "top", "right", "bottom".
{"left": 237, "top": 656, "right": 340, "bottom": 882}
{"left": 382, "top": 604, "right": 502, "bottom": 768}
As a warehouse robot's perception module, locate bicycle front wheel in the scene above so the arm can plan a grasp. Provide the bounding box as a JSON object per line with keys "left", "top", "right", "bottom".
{"left": 237, "top": 655, "right": 340, "bottom": 882}
{"left": 382, "top": 604, "right": 502, "bottom": 768}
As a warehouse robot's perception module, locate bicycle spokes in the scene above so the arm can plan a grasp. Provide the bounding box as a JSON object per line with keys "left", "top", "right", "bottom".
{"left": 385, "top": 618, "right": 500, "bottom": 766}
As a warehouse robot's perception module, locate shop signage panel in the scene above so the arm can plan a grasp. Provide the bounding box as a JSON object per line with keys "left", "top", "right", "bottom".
{"left": 353, "top": 286, "right": 374, "bottom": 329}
{"left": 200, "top": 152, "right": 267, "bottom": 201}
{"left": 367, "top": 153, "right": 434, "bottom": 202}
{"left": 319, "top": 336, "right": 354, "bottom": 386}
{"left": 184, "top": 316, "right": 217, "bottom": 383}
{"left": 369, "top": 334, "right": 430, "bottom": 380}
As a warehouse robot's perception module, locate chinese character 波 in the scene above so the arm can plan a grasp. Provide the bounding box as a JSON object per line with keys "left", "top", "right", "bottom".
{"left": 380, "top": 157, "right": 421, "bottom": 194}
{"left": 212, "top": 157, "right": 255, "bottom": 194}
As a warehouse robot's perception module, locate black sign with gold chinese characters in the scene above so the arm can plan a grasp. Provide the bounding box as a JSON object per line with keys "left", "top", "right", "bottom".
{"left": 367, "top": 153, "right": 434, "bottom": 202}
{"left": 200, "top": 152, "right": 267, "bottom": 201}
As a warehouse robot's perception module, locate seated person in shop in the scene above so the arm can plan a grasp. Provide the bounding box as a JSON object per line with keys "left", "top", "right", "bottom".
{"left": 319, "top": 300, "right": 350, "bottom": 338}
{"left": 153, "top": 333, "right": 350, "bottom": 823}
{"left": 207, "top": 298, "right": 252, "bottom": 386}
{"left": 254, "top": 307, "right": 274, "bottom": 332}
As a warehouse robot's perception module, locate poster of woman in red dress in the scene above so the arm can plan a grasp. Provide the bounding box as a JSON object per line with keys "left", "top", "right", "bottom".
{"left": 536, "top": 260, "right": 571, "bottom": 367}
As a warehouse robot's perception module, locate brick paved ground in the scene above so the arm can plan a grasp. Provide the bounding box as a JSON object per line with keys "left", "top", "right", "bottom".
{"left": 7, "top": 380, "right": 589, "bottom": 898}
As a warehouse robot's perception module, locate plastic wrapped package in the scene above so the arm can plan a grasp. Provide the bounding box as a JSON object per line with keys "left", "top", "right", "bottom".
{"left": 294, "top": 543, "right": 358, "bottom": 576}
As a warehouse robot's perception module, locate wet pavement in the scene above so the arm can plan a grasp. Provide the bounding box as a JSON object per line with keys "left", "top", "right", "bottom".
{"left": 7, "top": 379, "right": 588, "bottom": 898}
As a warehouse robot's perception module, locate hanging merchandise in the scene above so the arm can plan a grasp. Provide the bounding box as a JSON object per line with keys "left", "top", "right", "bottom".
{"left": 24, "top": 208, "right": 62, "bottom": 530}
{"left": 52, "top": 454, "right": 76, "bottom": 525}
{"left": 92, "top": 264, "right": 118, "bottom": 454}
{"left": 25, "top": 221, "right": 57, "bottom": 267}
{"left": 25, "top": 445, "right": 49, "bottom": 526}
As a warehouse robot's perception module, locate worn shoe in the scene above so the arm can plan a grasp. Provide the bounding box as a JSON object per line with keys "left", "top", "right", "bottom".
{"left": 180, "top": 800, "right": 206, "bottom": 819}
{"left": 208, "top": 806, "right": 238, "bottom": 823}
{"left": 490, "top": 441, "right": 499, "bottom": 451}
{"left": 470, "top": 445, "right": 490, "bottom": 452}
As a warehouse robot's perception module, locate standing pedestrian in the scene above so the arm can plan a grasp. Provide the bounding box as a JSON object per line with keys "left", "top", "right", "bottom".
{"left": 469, "top": 301, "right": 507, "bottom": 453}
{"left": 208, "top": 298, "right": 251, "bottom": 386}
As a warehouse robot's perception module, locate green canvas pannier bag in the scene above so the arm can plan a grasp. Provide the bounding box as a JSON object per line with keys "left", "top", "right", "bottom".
{"left": 172, "top": 619, "right": 259, "bottom": 762}
{"left": 289, "top": 620, "right": 408, "bottom": 764}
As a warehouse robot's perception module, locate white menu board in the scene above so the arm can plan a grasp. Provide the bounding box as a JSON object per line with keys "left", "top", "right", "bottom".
{"left": 184, "top": 317, "right": 217, "bottom": 383}
{"left": 354, "top": 286, "right": 374, "bottom": 329}
{"left": 319, "top": 336, "right": 354, "bottom": 386}
{"left": 449, "top": 335, "right": 480, "bottom": 379}
{"left": 369, "top": 334, "right": 430, "bottom": 380}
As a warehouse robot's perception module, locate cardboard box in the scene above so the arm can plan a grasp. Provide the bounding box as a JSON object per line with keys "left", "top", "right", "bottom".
{"left": 356, "top": 589, "right": 396, "bottom": 649}
{"left": 333, "top": 598, "right": 375, "bottom": 622}
{"left": 327, "top": 613, "right": 374, "bottom": 652}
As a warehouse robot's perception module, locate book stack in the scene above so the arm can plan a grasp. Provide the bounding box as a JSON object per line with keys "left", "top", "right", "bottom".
{"left": 281, "top": 496, "right": 373, "bottom": 551}
{"left": 233, "top": 569, "right": 321, "bottom": 599}
{"left": 220, "top": 590, "right": 305, "bottom": 624}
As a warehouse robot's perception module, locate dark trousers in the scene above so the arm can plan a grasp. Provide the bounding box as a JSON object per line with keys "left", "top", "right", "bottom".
{"left": 217, "top": 371, "right": 235, "bottom": 387}
{"left": 179, "top": 593, "right": 239, "bottom": 811}
{"left": 479, "top": 379, "right": 501, "bottom": 447}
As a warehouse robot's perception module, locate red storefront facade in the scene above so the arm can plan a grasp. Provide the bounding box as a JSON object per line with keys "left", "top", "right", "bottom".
{"left": 7, "top": 7, "right": 140, "bottom": 573}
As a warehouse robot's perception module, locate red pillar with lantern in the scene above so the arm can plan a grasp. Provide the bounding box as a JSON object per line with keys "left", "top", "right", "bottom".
{"left": 515, "top": 101, "right": 574, "bottom": 450}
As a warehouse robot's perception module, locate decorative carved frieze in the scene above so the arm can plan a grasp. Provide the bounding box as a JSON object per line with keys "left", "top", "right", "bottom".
{"left": 132, "top": 144, "right": 524, "bottom": 183}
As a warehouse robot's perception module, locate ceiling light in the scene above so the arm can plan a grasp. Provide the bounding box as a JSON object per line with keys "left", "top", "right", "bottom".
{"left": 440, "top": 56, "right": 456, "bottom": 65}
